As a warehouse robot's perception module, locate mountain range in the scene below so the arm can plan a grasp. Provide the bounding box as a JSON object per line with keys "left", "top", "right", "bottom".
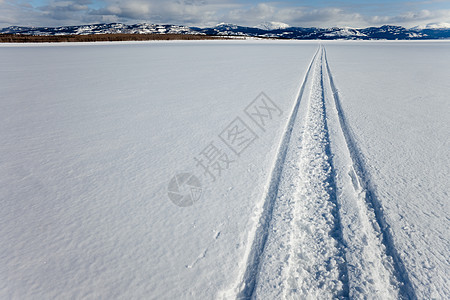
{"left": 1, "top": 22, "right": 450, "bottom": 40}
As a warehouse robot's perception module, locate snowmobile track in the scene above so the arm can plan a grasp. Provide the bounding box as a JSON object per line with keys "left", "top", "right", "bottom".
{"left": 229, "top": 45, "right": 417, "bottom": 300}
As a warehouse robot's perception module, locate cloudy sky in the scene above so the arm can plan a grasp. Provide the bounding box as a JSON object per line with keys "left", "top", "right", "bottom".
{"left": 1, "top": 0, "right": 449, "bottom": 28}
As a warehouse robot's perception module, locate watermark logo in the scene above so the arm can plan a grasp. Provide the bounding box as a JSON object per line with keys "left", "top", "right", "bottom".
{"left": 167, "top": 92, "right": 283, "bottom": 207}
{"left": 245, "top": 92, "right": 283, "bottom": 132}
{"left": 219, "top": 117, "right": 258, "bottom": 156}
{"left": 167, "top": 173, "right": 203, "bottom": 207}
{"left": 194, "top": 141, "right": 235, "bottom": 182}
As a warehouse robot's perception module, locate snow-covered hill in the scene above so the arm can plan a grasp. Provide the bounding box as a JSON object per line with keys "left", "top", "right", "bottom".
{"left": 1, "top": 23, "right": 450, "bottom": 39}
{"left": 0, "top": 23, "right": 199, "bottom": 36}
{"left": 256, "top": 21, "right": 290, "bottom": 30}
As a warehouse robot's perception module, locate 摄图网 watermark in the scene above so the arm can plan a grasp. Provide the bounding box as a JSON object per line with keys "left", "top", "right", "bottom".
{"left": 167, "top": 92, "right": 283, "bottom": 207}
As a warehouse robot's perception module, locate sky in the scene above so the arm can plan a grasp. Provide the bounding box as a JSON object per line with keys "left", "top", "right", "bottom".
{"left": 0, "top": 0, "right": 449, "bottom": 28}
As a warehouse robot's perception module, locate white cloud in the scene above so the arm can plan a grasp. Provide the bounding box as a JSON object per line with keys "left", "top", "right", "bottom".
{"left": 370, "top": 9, "right": 450, "bottom": 27}
{"left": 224, "top": 5, "right": 372, "bottom": 28}
{"left": 87, "top": 0, "right": 235, "bottom": 25}
{"left": 0, "top": 0, "right": 449, "bottom": 29}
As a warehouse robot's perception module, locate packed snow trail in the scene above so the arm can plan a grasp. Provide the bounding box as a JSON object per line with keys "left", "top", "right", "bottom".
{"left": 226, "top": 46, "right": 415, "bottom": 299}
{"left": 249, "top": 45, "right": 349, "bottom": 299}
{"left": 224, "top": 46, "right": 321, "bottom": 300}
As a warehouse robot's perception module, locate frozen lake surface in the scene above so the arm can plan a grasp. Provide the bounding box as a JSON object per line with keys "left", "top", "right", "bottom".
{"left": 1, "top": 40, "right": 448, "bottom": 299}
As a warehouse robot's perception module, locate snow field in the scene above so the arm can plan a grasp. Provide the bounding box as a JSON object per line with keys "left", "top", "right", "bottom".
{"left": 1, "top": 40, "right": 448, "bottom": 299}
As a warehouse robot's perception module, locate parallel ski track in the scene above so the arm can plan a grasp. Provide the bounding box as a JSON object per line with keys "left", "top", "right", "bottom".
{"left": 232, "top": 45, "right": 416, "bottom": 300}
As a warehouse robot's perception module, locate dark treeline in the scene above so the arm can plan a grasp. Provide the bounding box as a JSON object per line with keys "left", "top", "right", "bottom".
{"left": 0, "top": 33, "right": 232, "bottom": 43}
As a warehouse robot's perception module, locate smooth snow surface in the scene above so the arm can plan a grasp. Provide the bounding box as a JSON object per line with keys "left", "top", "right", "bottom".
{"left": 1, "top": 40, "right": 448, "bottom": 300}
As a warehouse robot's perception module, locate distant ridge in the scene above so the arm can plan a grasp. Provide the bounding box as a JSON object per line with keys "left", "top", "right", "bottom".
{"left": 1, "top": 23, "right": 450, "bottom": 40}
